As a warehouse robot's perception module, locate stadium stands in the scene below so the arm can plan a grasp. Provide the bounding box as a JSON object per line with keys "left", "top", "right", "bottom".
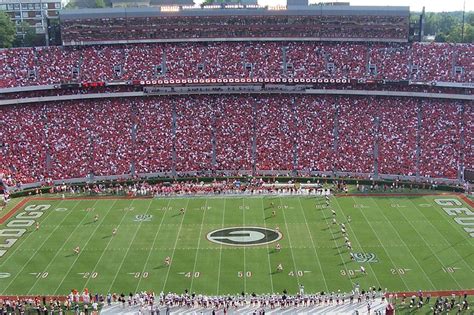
{"left": 419, "top": 99, "right": 463, "bottom": 179}
{"left": 377, "top": 98, "right": 418, "bottom": 176}
{"left": 59, "top": 13, "right": 409, "bottom": 43}
{"left": 1, "top": 43, "right": 473, "bottom": 88}
{"left": 0, "top": 95, "right": 471, "bottom": 185}
{"left": 295, "top": 95, "right": 335, "bottom": 172}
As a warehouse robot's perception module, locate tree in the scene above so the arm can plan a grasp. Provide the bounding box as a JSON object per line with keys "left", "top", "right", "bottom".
{"left": 0, "top": 12, "right": 15, "bottom": 48}
{"left": 12, "top": 21, "right": 45, "bottom": 47}
{"left": 95, "top": 0, "right": 106, "bottom": 8}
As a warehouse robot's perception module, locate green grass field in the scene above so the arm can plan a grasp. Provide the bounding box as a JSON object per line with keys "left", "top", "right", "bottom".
{"left": 0, "top": 194, "right": 473, "bottom": 296}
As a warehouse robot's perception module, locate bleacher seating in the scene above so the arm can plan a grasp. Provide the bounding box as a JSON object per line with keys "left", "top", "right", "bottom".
{"left": 1, "top": 95, "right": 471, "bottom": 185}
{"left": 1, "top": 43, "right": 473, "bottom": 88}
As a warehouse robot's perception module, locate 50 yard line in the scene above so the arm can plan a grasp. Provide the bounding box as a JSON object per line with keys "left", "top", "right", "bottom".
{"left": 260, "top": 197, "right": 275, "bottom": 293}
{"left": 243, "top": 197, "right": 247, "bottom": 294}
{"left": 216, "top": 198, "right": 226, "bottom": 295}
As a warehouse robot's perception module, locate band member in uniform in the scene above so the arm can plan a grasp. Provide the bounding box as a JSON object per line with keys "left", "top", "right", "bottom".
{"left": 165, "top": 256, "right": 171, "bottom": 266}
{"left": 74, "top": 246, "right": 80, "bottom": 254}
{"left": 180, "top": 208, "right": 185, "bottom": 215}
{"left": 94, "top": 214, "right": 99, "bottom": 222}
{"left": 277, "top": 263, "right": 283, "bottom": 272}
{"left": 36, "top": 222, "right": 40, "bottom": 231}
{"left": 112, "top": 228, "right": 117, "bottom": 236}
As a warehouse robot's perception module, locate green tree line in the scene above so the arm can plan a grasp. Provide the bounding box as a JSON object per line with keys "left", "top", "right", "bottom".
{"left": 412, "top": 11, "right": 474, "bottom": 43}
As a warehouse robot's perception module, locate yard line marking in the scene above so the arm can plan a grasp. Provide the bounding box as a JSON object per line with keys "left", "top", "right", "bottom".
{"left": 278, "top": 197, "right": 300, "bottom": 288}
{"left": 418, "top": 196, "right": 474, "bottom": 274}
{"left": 359, "top": 197, "right": 435, "bottom": 290}
{"left": 243, "top": 198, "right": 247, "bottom": 293}
{"left": 53, "top": 199, "right": 121, "bottom": 295}
{"left": 332, "top": 197, "right": 382, "bottom": 288}
{"left": 260, "top": 197, "right": 275, "bottom": 294}
{"left": 0, "top": 199, "right": 68, "bottom": 268}
{"left": 0, "top": 199, "right": 76, "bottom": 295}
{"left": 161, "top": 199, "right": 189, "bottom": 292}
{"left": 296, "top": 197, "right": 329, "bottom": 292}
{"left": 27, "top": 200, "right": 103, "bottom": 295}
{"left": 189, "top": 198, "right": 209, "bottom": 293}
{"left": 216, "top": 198, "right": 226, "bottom": 295}
{"left": 134, "top": 198, "right": 172, "bottom": 292}
{"left": 106, "top": 198, "right": 155, "bottom": 293}
{"left": 387, "top": 197, "right": 469, "bottom": 285}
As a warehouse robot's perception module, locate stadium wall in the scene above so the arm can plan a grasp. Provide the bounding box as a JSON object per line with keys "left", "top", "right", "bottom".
{"left": 0, "top": 88, "right": 472, "bottom": 107}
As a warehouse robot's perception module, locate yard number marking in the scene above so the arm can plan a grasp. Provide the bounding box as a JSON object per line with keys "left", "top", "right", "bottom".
{"left": 442, "top": 267, "right": 460, "bottom": 273}
{"left": 30, "top": 272, "right": 48, "bottom": 279}
{"left": 0, "top": 272, "right": 11, "bottom": 278}
{"left": 128, "top": 272, "right": 149, "bottom": 278}
{"left": 288, "top": 270, "right": 307, "bottom": 277}
{"left": 79, "top": 272, "right": 98, "bottom": 279}
{"left": 183, "top": 272, "right": 200, "bottom": 278}
{"left": 390, "top": 268, "right": 410, "bottom": 275}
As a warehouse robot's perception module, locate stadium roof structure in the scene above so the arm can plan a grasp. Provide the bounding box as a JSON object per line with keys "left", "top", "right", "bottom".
{"left": 59, "top": 5, "right": 410, "bottom": 20}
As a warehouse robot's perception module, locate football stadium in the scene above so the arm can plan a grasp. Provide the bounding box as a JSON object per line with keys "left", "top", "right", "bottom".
{"left": 0, "top": 0, "right": 473, "bottom": 313}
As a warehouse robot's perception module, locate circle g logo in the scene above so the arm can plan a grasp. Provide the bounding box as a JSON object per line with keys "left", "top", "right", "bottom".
{"left": 207, "top": 227, "right": 282, "bottom": 246}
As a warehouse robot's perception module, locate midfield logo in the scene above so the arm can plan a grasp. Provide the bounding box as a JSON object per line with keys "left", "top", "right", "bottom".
{"left": 207, "top": 227, "right": 282, "bottom": 246}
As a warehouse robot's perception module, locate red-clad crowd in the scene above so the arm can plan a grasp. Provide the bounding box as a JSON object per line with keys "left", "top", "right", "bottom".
{"left": 0, "top": 42, "right": 472, "bottom": 88}
{"left": 377, "top": 98, "right": 418, "bottom": 176}
{"left": 419, "top": 100, "right": 463, "bottom": 179}
{"left": 0, "top": 96, "right": 471, "bottom": 186}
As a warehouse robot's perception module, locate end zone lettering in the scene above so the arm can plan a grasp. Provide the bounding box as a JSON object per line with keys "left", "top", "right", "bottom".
{"left": 435, "top": 199, "right": 474, "bottom": 238}
{"left": 0, "top": 205, "right": 51, "bottom": 258}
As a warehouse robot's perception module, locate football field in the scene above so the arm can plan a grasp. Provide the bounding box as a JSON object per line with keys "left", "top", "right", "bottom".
{"left": 0, "top": 194, "right": 473, "bottom": 296}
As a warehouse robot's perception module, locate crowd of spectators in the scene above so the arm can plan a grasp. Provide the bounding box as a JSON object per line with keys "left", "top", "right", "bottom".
{"left": 255, "top": 96, "right": 295, "bottom": 171}
{"left": 377, "top": 98, "right": 418, "bottom": 176}
{"left": 1, "top": 42, "right": 472, "bottom": 89}
{"left": 214, "top": 96, "right": 254, "bottom": 171}
{"left": 174, "top": 97, "right": 214, "bottom": 172}
{"left": 336, "top": 97, "right": 377, "bottom": 173}
{"left": 60, "top": 14, "right": 408, "bottom": 43}
{"left": 367, "top": 43, "right": 410, "bottom": 80}
{"left": 134, "top": 98, "right": 173, "bottom": 174}
{"left": 294, "top": 95, "right": 335, "bottom": 172}
{"left": 1, "top": 288, "right": 470, "bottom": 314}
{"left": 463, "top": 104, "right": 474, "bottom": 171}
{"left": 0, "top": 96, "right": 471, "bottom": 186}
{"left": 419, "top": 100, "right": 463, "bottom": 179}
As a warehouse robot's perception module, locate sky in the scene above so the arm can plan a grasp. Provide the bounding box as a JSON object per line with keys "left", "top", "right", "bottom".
{"left": 195, "top": 0, "right": 473, "bottom": 13}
